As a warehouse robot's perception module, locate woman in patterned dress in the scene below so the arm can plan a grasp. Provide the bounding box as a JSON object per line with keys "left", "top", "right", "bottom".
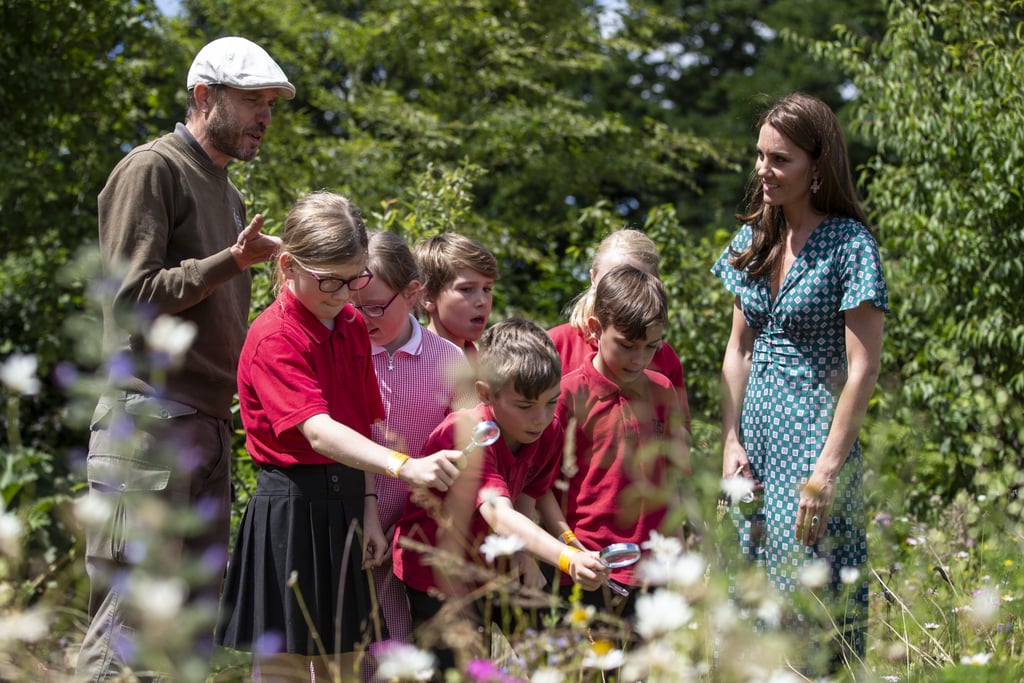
{"left": 712, "top": 92, "right": 888, "bottom": 672}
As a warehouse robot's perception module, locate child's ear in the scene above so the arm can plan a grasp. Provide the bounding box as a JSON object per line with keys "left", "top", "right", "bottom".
{"left": 403, "top": 280, "right": 423, "bottom": 300}
{"left": 586, "top": 316, "right": 603, "bottom": 341}
{"left": 475, "top": 380, "right": 493, "bottom": 405}
{"left": 420, "top": 291, "right": 437, "bottom": 314}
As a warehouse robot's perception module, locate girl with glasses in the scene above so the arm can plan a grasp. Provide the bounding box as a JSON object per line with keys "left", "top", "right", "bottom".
{"left": 353, "top": 231, "right": 472, "bottom": 654}
{"left": 216, "top": 192, "right": 465, "bottom": 682}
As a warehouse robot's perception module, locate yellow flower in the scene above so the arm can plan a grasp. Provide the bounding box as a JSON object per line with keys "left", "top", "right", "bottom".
{"left": 564, "top": 604, "right": 595, "bottom": 628}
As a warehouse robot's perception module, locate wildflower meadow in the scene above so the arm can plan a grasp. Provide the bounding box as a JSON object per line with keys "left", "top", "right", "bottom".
{"left": 0, "top": 326, "right": 1021, "bottom": 682}
{"left": 1, "top": 1, "right": 1022, "bottom": 681}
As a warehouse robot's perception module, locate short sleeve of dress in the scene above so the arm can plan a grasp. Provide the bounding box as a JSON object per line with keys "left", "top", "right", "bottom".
{"left": 710, "top": 225, "right": 753, "bottom": 294}
{"left": 838, "top": 222, "right": 890, "bottom": 314}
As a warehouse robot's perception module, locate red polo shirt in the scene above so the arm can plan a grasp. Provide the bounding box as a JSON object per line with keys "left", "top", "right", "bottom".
{"left": 237, "top": 288, "right": 385, "bottom": 468}
{"left": 555, "top": 355, "right": 684, "bottom": 585}
{"left": 392, "top": 404, "right": 564, "bottom": 594}
{"left": 547, "top": 322, "right": 691, "bottom": 431}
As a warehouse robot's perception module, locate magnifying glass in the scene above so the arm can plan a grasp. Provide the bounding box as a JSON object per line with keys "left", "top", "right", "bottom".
{"left": 599, "top": 542, "right": 641, "bottom": 597}
{"left": 457, "top": 421, "right": 501, "bottom": 468}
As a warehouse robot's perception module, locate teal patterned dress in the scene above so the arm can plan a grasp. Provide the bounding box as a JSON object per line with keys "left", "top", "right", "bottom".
{"left": 711, "top": 216, "right": 889, "bottom": 658}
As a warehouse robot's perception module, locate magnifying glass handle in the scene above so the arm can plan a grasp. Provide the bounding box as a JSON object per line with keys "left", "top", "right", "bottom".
{"left": 606, "top": 578, "right": 630, "bottom": 597}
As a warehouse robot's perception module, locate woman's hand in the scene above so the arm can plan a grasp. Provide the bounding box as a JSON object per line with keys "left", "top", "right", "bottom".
{"left": 795, "top": 473, "right": 836, "bottom": 545}
{"left": 723, "top": 441, "right": 761, "bottom": 498}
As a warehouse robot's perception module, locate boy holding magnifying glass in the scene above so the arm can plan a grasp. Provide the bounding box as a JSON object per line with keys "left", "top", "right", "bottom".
{"left": 537, "top": 264, "right": 692, "bottom": 618}
{"left": 391, "top": 318, "right": 609, "bottom": 671}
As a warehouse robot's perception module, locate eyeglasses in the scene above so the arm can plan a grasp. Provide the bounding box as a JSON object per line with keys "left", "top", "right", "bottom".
{"left": 354, "top": 290, "right": 401, "bottom": 318}
{"left": 305, "top": 268, "right": 374, "bottom": 294}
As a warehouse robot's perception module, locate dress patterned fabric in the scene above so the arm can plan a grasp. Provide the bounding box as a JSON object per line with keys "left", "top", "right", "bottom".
{"left": 711, "top": 216, "right": 889, "bottom": 657}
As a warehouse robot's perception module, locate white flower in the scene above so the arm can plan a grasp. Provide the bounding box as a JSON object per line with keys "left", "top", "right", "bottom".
{"left": 720, "top": 475, "right": 755, "bottom": 503}
{"left": 621, "top": 641, "right": 693, "bottom": 682}
{"left": 582, "top": 641, "right": 625, "bottom": 670}
{"left": 73, "top": 495, "right": 112, "bottom": 528}
{"left": 839, "top": 566, "right": 861, "bottom": 585}
{"left": 130, "top": 575, "right": 187, "bottom": 623}
{"left": 712, "top": 600, "right": 738, "bottom": 632}
{"left": 960, "top": 652, "right": 993, "bottom": 666}
{"left": 530, "top": 667, "right": 563, "bottom": 683}
{"left": 764, "top": 670, "right": 803, "bottom": 683}
{"left": 0, "top": 353, "right": 40, "bottom": 395}
{"left": 637, "top": 552, "right": 705, "bottom": 588}
{"left": 478, "top": 487, "right": 503, "bottom": 506}
{"left": 0, "top": 609, "right": 49, "bottom": 642}
{"left": 799, "top": 560, "right": 831, "bottom": 589}
{"left": 924, "top": 622, "right": 940, "bottom": 630}
{"left": 375, "top": 642, "right": 436, "bottom": 681}
{"left": 970, "top": 587, "right": 1000, "bottom": 624}
{"left": 756, "top": 597, "right": 782, "bottom": 628}
{"left": 479, "top": 533, "right": 525, "bottom": 563}
{"left": 641, "top": 530, "right": 682, "bottom": 559}
{"left": 634, "top": 588, "right": 693, "bottom": 639}
{"left": 148, "top": 315, "right": 198, "bottom": 362}
{"left": 0, "top": 511, "right": 23, "bottom": 558}
{"left": 881, "top": 676, "right": 900, "bottom": 682}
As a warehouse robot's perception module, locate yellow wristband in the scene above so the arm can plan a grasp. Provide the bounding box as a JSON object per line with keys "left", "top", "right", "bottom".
{"left": 558, "top": 546, "right": 580, "bottom": 574}
{"left": 386, "top": 451, "right": 409, "bottom": 478}
{"left": 560, "top": 530, "right": 578, "bottom": 545}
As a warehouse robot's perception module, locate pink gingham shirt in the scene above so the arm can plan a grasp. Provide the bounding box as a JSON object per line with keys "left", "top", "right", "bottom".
{"left": 369, "top": 315, "right": 470, "bottom": 641}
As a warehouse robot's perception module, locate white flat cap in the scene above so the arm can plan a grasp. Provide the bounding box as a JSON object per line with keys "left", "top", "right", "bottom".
{"left": 187, "top": 36, "right": 295, "bottom": 100}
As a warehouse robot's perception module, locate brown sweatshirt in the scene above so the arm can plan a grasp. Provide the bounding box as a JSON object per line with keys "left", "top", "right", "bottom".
{"left": 98, "top": 126, "right": 251, "bottom": 419}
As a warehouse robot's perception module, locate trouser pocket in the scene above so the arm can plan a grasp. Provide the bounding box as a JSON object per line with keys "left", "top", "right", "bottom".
{"left": 84, "top": 393, "right": 191, "bottom": 565}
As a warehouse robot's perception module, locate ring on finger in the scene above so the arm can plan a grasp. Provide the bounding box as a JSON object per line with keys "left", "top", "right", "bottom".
{"left": 811, "top": 515, "right": 820, "bottom": 526}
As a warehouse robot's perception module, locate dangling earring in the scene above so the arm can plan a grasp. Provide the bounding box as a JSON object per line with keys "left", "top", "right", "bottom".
{"left": 810, "top": 177, "right": 821, "bottom": 194}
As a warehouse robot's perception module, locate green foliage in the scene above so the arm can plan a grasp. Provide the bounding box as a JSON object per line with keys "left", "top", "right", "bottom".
{"left": 811, "top": 0, "right": 1024, "bottom": 505}
{"left": 587, "top": 0, "right": 888, "bottom": 231}
{"left": 1, "top": 0, "right": 1022, "bottom": 679}
{"left": 0, "top": 0, "right": 175, "bottom": 457}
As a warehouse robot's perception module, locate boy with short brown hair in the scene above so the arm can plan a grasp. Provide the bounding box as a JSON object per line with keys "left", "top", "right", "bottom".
{"left": 414, "top": 233, "right": 498, "bottom": 359}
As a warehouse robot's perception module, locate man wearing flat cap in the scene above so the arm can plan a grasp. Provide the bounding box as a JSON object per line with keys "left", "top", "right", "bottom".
{"left": 76, "top": 36, "right": 294, "bottom": 681}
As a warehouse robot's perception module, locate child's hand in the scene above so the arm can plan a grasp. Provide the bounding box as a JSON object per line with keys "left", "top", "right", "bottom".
{"left": 568, "top": 550, "right": 609, "bottom": 591}
{"left": 400, "top": 449, "right": 462, "bottom": 490}
{"left": 361, "top": 512, "right": 389, "bottom": 569}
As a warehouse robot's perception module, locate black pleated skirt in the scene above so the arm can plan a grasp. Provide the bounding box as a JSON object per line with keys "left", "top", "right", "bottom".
{"left": 216, "top": 463, "right": 379, "bottom": 655}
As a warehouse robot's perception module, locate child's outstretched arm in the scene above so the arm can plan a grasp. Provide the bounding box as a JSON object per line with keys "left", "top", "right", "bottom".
{"left": 300, "top": 413, "right": 462, "bottom": 490}
{"left": 479, "top": 495, "right": 607, "bottom": 591}
{"left": 534, "top": 490, "right": 585, "bottom": 550}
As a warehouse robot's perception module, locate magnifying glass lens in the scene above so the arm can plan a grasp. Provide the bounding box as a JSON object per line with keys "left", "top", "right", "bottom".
{"left": 599, "top": 542, "right": 642, "bottom": 568}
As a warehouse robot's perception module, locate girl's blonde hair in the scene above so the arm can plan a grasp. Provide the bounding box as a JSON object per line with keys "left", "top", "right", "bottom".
{"left": 568, "top": 228, "right": 660, "bottom": 335}
{"left": 276, "top": 191, "right": 368, "bottom": 294}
